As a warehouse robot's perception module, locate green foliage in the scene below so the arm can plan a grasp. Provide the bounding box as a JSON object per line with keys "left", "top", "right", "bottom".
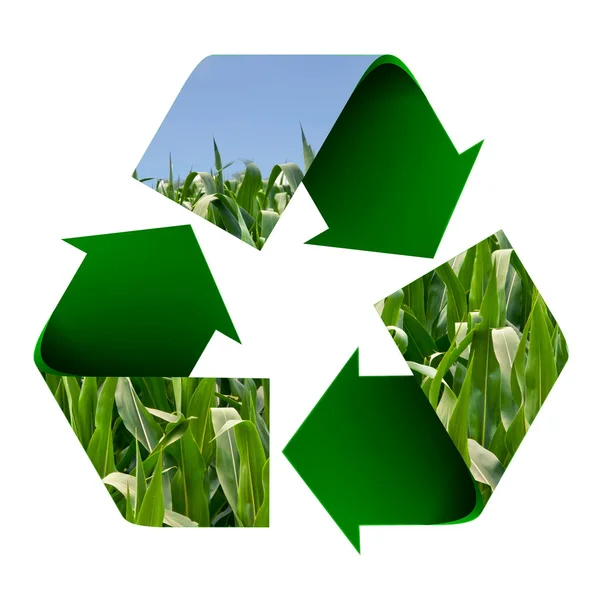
{"left": 380, "top": 231, "right": 568, "bottom": 503}
{"left": 42, "top": 375, "right": 269, "bottom": 527}
{"left": 146, "top": 130, "right": 313, "bottom": 249}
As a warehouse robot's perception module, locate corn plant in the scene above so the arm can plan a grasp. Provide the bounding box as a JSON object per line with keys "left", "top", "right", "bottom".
{"left": 378, "top": 231, "right": 568, "bottom": 503}
{"left": 135, "top": 128, "right": 315, "bottom": 249}
{"left": 42, "top": 374, "right": 270, "bottom": 527}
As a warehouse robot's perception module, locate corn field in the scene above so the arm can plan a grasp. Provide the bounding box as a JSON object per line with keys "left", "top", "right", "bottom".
{"left": 42, "top": 375, "right": 269, "bottom": 527}
{"left": 135, "top": 129, "right": 315, "bottom": 249}
{"left": 378, "top": 231, "right": 568, "bottom": 502}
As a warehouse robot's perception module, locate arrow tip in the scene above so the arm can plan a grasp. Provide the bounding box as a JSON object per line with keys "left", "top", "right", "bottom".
{"left": 460, "top": 139, "right": 484, "bottom": 173}
{"left": 218, "top": 315, "right": 241, "bottom": 345}
{"left": 63, "top": 235, "right": 91, "bottom": 252}
{"left": 340, "top": 521, "right": 362, "bottom": 553}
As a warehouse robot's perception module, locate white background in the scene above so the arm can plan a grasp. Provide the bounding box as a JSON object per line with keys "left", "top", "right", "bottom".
{"left": 1, "top": 1, "right": 599, "bottom": 598}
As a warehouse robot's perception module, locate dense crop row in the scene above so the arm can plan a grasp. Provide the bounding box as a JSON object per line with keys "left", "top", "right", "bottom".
{"left": 135, "top": 131, "right": 314, "bottom": 248}
{"left": 378, "top": 231, "right": 568, "bottom": 502}
{"left": 42, "top": 375, "right": 269, "bottom": 526}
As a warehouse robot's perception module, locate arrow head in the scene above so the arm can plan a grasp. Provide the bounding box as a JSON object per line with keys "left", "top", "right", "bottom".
{"left": 304, "top": 58, "right": 483, "bottom": 257}
{"left": 36, "top": 225, "right": 238, "bottom": 376}
{"left": 284, "top": 350, "right": 478, "bottom": 552}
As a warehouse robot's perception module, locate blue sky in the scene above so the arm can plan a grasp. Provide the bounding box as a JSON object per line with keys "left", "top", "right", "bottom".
{"left": 135, "top": 55, "right": 377, "bottom": 182}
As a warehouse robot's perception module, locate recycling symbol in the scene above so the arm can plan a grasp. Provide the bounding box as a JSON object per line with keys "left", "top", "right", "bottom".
{"left": 34, "top": 55, "right": 568, "bottom": 551}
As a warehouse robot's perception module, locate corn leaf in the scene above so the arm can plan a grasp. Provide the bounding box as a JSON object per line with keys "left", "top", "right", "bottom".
{"left": 469, "top": 327, "right": 502, "bottom": 448}
{"left": 146, "top": 408, "right": 181, "bottom": 423}
{"left": 236, "top": 162, "right": 262, "bottom": 216}
{"left": 104, "top": 472, "right": 137, "bottom": 502}
{"left": 87, "top": 377, "right": 118, "bottom": 477}
{"left": 551, "top": 324, "right": 569, "bottom": 376}
{"left": 114, "top": 377, "right": 163, "bottom": 452}
{"left": 469, "top": 240, "right": 492, "bottom": 311}
{"left": 457, "top": 245, "right": 476, "bottom": 290}
{"left": 435, "top": 385, "right": 457, "bottom": 430}
{"left": 406, "top": 361, "right": 437, "bottom": 380}
{"left": 214, "top": 419, "right": 266, "bottom": 527}
{"left": 448, "top": 360, "right": 474, "bottom": 465}
{"left": 195, "top": 172, "right": 217, "bottom": 195}
{"left": 172, "top": 377, "right": 182, "bottom": 414}
{"left": 77, "top": 377, "right": 97, "bottom": 450}
{"left": 468, "top": 439, "right": 505, "bottom": 491}
{"left": 428, "top": 327, "right": 477, "bottom": 409}
{"left": 171, "top": 428, "right": 210, "bottom": 526}
{"left": 254, "top": 458, "right": 270, "bottom": 527}
{"left": 488, "top": 420, "right": 509, "bottom": 466}
{"left": 259, "top": 209, "right": 279, "bottom": 240}
{"left": 381, "top": 288, "right": 404, "bottom": 328}
{"left": 62, "top": 376, "right": 81, "bottom": 438}
{"left": 425, "top": 272, "right": 446, "bottom": 335}
{"left": 136, "top": 452, "right": 164, "bottom": 527}
{"left": 148, "top": 417, "right": 190, "bottom": 458}
{"left": 301, "top": 125, "right": 315, "bottom": 172}
{"left": 125, "top": 483, "right": 134, "bottom": 523}
{"left": 404, "top": 278, "right": 427, "bottom": 326}
{"left": 491, "top": 249, "right": 512, "bottom": 326}
{"left": 187, "top": 378, "right": 217, "bottom": 464}
{"left": 134, "top": 439, "right": 146, "bottom": 516}
{"left": 491, "top": 327, "right": 520, "bottom": 428}
{"left": 211, "top": 407, "right": 242, "bottom": 522}
{"left": 401, "top": 311, "right": 437, "bottom": 364}
{"left": 163, "top": 510, "right": 198, "bottom": 527}
{"left": 140, "top": 377, "right": 170, "bottom": 412}
{"left": 525, "top": 295, "right": 558, "bottom": 424}
{"left": 505, "top": 403, "right": 528, "bottom": 456}
{"left": 213, "top": 138, "right": 224, "bottom": 194}
{"left": 265, "top": 163, "right": 304, "bottom": 198}
{"left": 230, "top": 378, "right": 257, "bottom": 427}
{"left": 435, "top": 262, "right": 467, "bottom": 341}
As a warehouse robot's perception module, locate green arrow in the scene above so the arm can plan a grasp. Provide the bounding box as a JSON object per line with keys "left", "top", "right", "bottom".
{"left": 34, "top": 225, "right": 239, "bottom": 376}
{"left": 283, "top": 350, "right": 482, "bottom": 552}
{"left": 304, "top": 55, "right": 483, "bottom": 257}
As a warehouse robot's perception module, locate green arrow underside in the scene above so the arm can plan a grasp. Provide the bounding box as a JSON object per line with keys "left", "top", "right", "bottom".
{"left": 304, "top": 56, "right": 482, "bottom": 257}
{"left": 283, "top": 350, "right": 481, "bottom": 552}
{"left": 34, "top": 225, "right": 238, "bottom": 376}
